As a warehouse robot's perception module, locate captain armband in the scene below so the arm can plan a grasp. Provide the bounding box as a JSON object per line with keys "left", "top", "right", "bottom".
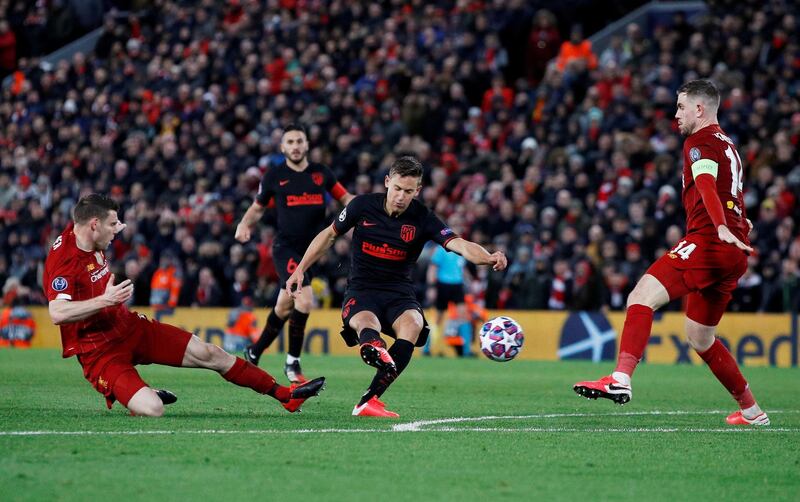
{"left": 691, "top": 158, "right": 718, "bottom": 180}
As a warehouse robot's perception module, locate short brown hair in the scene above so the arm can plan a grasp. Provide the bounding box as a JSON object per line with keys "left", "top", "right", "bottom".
{"left": 677, "top": 79, "right": 720, "bottom": 108}
{"left": 73, "top": 194, "right": 119, "bottom": 224}
{"left": 389, "top": 156, "right": 423, "bottom": 179}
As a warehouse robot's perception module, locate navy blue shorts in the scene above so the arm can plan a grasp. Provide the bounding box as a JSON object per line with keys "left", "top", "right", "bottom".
{"left": 340, "top": 288, "right": 430, "bottom": 347}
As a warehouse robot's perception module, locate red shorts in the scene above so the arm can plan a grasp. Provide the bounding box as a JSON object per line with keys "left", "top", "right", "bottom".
{"left": 76, "top": 314, "right": 192, "bottom": 409}
{"left": 647, "top": 233, "right": 747, "bottom": 326}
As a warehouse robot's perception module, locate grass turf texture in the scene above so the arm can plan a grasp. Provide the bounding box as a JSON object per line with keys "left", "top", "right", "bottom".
{"left": 1, "top": 349, "right": 798, "bottom": 501}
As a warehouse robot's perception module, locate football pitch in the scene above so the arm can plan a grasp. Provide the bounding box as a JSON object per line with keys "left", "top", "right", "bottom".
{"left": 1, "top": 350, "right": 798, "bottom": 501}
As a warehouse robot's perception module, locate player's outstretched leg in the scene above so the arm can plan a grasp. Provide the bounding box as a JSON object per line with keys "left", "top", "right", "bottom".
{"left": 245, "top": 309, "right": 287, "bottom": 366}
{"left": 688, "top": 320, "right": 769, "bottom": 426}
{"left": 222, "top": 357, "right": 326, "bottom": 413}
{"left": 357, "top": 328, "right": 397, "bottom": 374}
{"left": 183, "top": 337, "right": 325, "bottom": 413}
{"left": 572, "top": 303, "right": 652, "bottom": 405}
{"left": 284, "top": 309, "right": 309, "bottom": 383}
{"left": 353, "top": 339, "right": 414, "bottom": 417}
{"left": 574, "top": 274, "right": 666, "bottom": 405}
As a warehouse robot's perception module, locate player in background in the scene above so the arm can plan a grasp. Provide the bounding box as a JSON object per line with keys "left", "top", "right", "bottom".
{"left": 44, "top": 194, "right": 325, "bottom": 416}
{"left": 235, "top": 124, "right": 353, "bottom": 382}
{"left": 573, "top": 80, "right": 769, "bottom": 426}
{"left": 286, "top": 156, "right": 507, "bottom": 417}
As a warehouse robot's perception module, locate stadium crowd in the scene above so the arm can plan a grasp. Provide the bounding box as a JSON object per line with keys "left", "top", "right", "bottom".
{"left": 0, "top": 0, "right": 798, "bottom": 314}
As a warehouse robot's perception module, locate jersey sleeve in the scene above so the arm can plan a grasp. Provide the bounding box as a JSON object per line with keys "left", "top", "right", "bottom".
{"left": 323, "top": 165, "right": 348, "bottom": 201}
{"left": 254, "top": 168, "right": 274, "bottom": 207}
{"left": 332, "top": 195, "right": 364, "bottom": 235}
{"left": 687, "top": 142, "right": 721, "bottom": 181}
{"left": 44, "top": 256, "right": 77, "bottom": 302}
{"left": 423, "top": 210, "right": 459, "bottom": 248}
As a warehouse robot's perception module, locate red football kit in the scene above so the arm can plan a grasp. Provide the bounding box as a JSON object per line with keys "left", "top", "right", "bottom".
{"left": 648, "top": 124, "right": 749, "bottom": 325}
{"left": 43, "top": 223, "right": 192, "bottom": 407}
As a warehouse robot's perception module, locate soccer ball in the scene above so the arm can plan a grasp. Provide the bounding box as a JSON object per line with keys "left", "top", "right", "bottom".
{"left": 479, "top": 316, "right": 524, "bottom": 362}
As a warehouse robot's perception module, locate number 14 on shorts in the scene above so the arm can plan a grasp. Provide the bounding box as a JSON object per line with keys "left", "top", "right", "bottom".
{"left": 668, "top": 240, "right": 697, "bottom": 260}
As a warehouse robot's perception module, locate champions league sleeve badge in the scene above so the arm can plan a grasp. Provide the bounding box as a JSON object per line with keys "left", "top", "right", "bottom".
{"left": 51, "top": 277, "right": 68, "bottom": 291}
{"left": 689, "top": 147, "right": 701, "bottom": 162}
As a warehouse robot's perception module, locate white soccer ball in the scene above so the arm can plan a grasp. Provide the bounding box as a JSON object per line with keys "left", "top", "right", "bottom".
{"left": 479, "top": 316, "right": 524, "bottom": 362}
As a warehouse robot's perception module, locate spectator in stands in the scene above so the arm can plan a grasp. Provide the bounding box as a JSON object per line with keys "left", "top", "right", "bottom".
{"left": 150, "top": 253, "right": 182, "bottom": 316}
{"left": 0, "top": 18, "right": 16, "bottom": 78}
{"left": 0, "top": 277, "right": 35, "bottom": 348}
{"left": 526, "top": 9, "right": 561, "bottom": 85}
{"left": 555, "top": 25, "right": 598, "bottom": 73}
{"left": 194, "top": 267, "right": 222, "bottom": 307}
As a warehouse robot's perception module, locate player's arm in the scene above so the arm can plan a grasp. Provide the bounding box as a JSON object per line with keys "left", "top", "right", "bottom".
{"left": 285, "top": 225, "right": 338, "bottom": 296}
{"left": 445, "top": 238, "right": 507, "bottom": 271}
{"left": 234, "top": 202, "right": 267, "bottom": 243}
{"left": 325, "top": 166, "right": 354, "bottom": 206}
{"left": 692, "top": 158, "right": 753, "bottom": 253}
{"left": 48, "top": 274, "right": 133, "bottom": 325}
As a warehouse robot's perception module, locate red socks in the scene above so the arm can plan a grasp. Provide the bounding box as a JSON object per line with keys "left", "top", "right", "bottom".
{"left": 222, "top": 357, "right": 289, "bottom": 401}
{"left": 697, "top": 339, "right": 755, "bottom": 409}
{"left": 614, "top": 304, "right": 655, "bottom": 376}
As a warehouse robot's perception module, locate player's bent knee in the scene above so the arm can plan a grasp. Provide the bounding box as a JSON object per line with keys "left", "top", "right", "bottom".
{"left": 127, "top": 388, "right": 165, "bottom": 417}
{"left": 686, "top": 319, "right": 715, "bottom": 352}
{"left": 397, "top": 323, "right": 424, "bottom": 344}
{"left": 687, "top": 335, "right": 714, "bottom": 352}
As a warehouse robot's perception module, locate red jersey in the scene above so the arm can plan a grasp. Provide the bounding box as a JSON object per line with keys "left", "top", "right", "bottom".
{"left": 43, "top": 223, "right": 139, "bottom": 358}
{"left": 681, "top": 124, "right": 749, "bottom": 242}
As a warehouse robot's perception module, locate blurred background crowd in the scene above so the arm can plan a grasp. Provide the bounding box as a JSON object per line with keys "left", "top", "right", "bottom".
{"left": 1, "top": 0, "right": 798, "bottom": 315}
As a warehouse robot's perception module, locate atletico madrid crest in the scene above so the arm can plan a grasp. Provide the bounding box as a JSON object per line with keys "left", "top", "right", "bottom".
{"left": 312, "top": 172, "right": 324, "bottom": 186}
{"left": 400, "top": 224, "right": 416, "bottom": 243}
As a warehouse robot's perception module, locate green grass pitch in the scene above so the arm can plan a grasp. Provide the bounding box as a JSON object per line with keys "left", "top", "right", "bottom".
{"left": 1, "top": 349, "right": 798, "bottom": 501}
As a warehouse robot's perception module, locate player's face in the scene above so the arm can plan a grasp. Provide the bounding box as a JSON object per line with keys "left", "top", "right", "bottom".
{"left": 384, "top": 174, "right": 422, "bottom": 215}
{"left": 92, "top": 211, "right": 126, "bottom": 250}
{"left": 280, "top": 131, "right": 309, "bottom": 165}
{"left": 675, "top": 92, "right": 698, "bottom": 136}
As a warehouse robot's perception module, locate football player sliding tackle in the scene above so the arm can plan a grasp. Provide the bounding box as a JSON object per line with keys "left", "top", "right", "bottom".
{"left": 45, "top": 194, "right": 325, "bottom": 417}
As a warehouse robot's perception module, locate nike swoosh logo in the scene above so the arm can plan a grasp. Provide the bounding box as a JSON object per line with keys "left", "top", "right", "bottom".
{"left": 279, "top": 180, "right": 289, "bottom": 186}
{"left": 362, "top": 221, "right": 377, "bottom": 227}
{"left": 608, "top": 384, "right": 630, "bottom": 391}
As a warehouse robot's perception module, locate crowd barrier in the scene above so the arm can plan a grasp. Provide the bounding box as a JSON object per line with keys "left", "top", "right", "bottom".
{"left": 22, "top": 307, "right": 797, "bottom": 368}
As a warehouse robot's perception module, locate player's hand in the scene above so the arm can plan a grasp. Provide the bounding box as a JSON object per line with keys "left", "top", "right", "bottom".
{"left": 234, "top": 223, "right": 251, "bottom": 243}
{"left": 718, "top": 225, "right": 753, "bottom": 254}
{"left": 488, "top": 251, "right": 508, "bottom": 271}
{"left": 103, "top": 274, "right": 133, "bottom": 306}
{"left": 285, "top": 271, "right": 304, "bottom": 298}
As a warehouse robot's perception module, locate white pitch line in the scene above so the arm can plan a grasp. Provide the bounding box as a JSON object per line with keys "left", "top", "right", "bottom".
{"left": 2, "top": 410, "right": 798, "bottom": 437}
{"left": 391, "top": 409, "right": 799, "bottom": 432}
